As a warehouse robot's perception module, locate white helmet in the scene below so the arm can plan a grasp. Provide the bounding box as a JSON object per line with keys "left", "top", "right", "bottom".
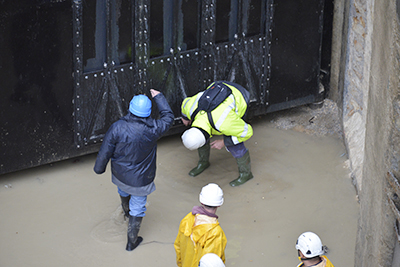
{"left": 199, "top": 183, "right": 224, "bottom": 207}
{"left": 295, "top": 232, "right": 324, "bottom": 258}
{"left": 199, "top": 253, "right": 225, "bottom": 267}
{"left": 181, "top": 127, "right": 206, "bottom": 150}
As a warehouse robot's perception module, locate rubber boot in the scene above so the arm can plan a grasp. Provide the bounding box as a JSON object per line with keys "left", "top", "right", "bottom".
{"left": 126, "top": 216, "right": 143, "bottom": 251}
{"left": 120, "top": 195, "right": 130, "bottom": 219}
{"left": 229, "top": 150, "right": 254, "bottom": 187}
{"left": 189, "top": 142, "right": 210, "bottom": 177}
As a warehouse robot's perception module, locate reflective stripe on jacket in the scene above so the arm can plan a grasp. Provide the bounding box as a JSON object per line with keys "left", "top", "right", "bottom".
{"left": 174, "top": 212, "right": 227, "bottom": 267}
{"left": 181, "top": 81, "right": 253, "bottom": 146}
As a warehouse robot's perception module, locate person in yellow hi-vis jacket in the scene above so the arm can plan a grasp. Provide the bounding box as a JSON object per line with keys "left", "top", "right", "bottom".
{"left": 174, "top": 183, "right": 227, "bottom": 267}
{"left": 180, "top": 81, "right": 254, "bottom": 187}
{"left": 295, "top": 232, "right": 335, "bottom": 267}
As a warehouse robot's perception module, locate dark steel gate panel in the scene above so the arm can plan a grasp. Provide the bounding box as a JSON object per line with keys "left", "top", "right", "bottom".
{"left": 73, "top": 0, "right": 137, "bottom": 147}
{"left": 0, "top": 0, "right": 330, "bottom": 174}
{"left": 266, "top": 0, "right": 325, "bottom": 112}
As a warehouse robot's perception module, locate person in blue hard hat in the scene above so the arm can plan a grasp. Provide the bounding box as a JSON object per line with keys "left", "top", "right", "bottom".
{"left": 94, "top": 89, "right": 174, "bottom": 251}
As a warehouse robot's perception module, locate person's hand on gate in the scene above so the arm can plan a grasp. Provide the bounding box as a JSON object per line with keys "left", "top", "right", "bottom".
{"left": 150, "top": 89, "right": 160, "bottom": 98}
{"left": 211, "top": 139, "right": 225, "bottom": 150}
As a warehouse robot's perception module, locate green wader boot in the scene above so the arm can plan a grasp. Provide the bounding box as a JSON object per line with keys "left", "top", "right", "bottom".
{"left": 126, "top": 216, "right": 143, "bottom": 251}
{"left": 229, "top": 150, "right": 254, "bottom": 187}
{"left": 189, "top": 142, "right": 210, "bottom": 177}
{"left": 120, "top": 195, "right": 130, "bottom": 220}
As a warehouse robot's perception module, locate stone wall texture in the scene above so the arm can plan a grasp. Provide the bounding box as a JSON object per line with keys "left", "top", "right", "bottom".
{"left": 331, "top": 0, "right": 400, "bottom": 265}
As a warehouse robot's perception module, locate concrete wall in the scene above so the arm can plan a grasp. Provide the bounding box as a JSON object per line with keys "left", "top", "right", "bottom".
{"left": 330, "top": 0, "right": 400, "bottom": 265}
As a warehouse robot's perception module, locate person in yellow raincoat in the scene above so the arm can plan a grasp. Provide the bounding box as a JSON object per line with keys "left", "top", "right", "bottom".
{"left": 295, "top": 232, "right": 335, "bottom": 267}
{"left": 174, "top": 183, "right": 227, "bottom": 267}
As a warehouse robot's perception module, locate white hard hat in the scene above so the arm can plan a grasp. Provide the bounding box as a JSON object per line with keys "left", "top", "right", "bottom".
{"left": 199, "top": 183, "right": 224, "bottom": 207}
{"left": 199, "top": 253, "right": 225, "bottom": 267}
{"left": 295, "top": 232, "right": 324, "bottom": 258}
{"left": 181, "top": 127, "right": 206, "bottom": 150}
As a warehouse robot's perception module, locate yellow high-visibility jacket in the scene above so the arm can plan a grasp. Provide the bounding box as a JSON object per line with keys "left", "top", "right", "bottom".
{"left": 174, "top": 212, "right": 227, "bottom": 267}
{"left": 181, "top": 81, "right": 253, "bottom": 146}
{"left": 296, "top": 255, "right": 335, "bottom": 267}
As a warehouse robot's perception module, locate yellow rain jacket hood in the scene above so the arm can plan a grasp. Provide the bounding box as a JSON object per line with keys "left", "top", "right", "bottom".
{"left": 174, "top": 212, "right": 227, "bottom": 267}
{"left": 297, "top": 255, "right": 335, "bottom": 267}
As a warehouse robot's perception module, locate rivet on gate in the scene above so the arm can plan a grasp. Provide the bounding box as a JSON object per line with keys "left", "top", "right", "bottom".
{"left": 187, "top": 54, "right": 190, "bottom": 57}
{"left": 101, "top": 72, "right": 104, "bottom": 76}
{"left": 77, "top": 83, "right": 79, "bottom": 86}
{"left": 85, "top": 76, "right": 88, "bottom": 79}
{"left": 167, "top": 58, "right": 170, "bottom": 61}
{"left": 152, "top": 61, "right": 155, "bottom": 64}
{"left": 121, "top": 68, "right": 124, "bottom": 72}
{"left": 161, "top": 59, "right": 163, "bottom": 63}
{"left": 94, "top": 74, "right": 97, "bottom": 77}
{"left": 180, "top": 55, "right": 183, "bottom": 58}
{"left": 130, "top": 66, "right": 133, "bottom": 70}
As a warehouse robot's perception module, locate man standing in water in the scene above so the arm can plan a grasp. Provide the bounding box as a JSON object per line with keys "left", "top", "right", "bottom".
{"left": 94, "top": 89, "right": 174, "bottom": 251}
{"left": 174, "top": 183, "right": 227, "bottom": 267}
{"left": 180, "top": 81, "right": 254, "bottom": 187}
{"left": 295, "top": 232, "right": 335, "bottom": 267}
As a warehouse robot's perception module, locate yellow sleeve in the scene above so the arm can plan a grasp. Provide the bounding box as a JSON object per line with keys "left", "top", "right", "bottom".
{"left": 174, "top": 230, "right": 182, "bottom": 267}
{"left": 218, "top": 111, "right": 253, "bottom": 144}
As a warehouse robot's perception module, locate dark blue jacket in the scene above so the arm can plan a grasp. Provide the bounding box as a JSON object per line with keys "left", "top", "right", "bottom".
{"left": 93, "top": 93, "right": 174, "bottom": 187}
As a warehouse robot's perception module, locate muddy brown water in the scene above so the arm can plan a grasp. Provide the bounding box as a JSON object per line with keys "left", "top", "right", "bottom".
{"left": 0, "top": 118, "right": 359, "bottom": 266}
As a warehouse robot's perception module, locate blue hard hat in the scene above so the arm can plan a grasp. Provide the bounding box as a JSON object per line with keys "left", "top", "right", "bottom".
{"left": 129, "top": 95, "right": 152, "bottom": 117}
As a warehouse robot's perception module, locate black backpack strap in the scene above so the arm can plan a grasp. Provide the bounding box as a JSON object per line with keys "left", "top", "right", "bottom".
{"left": 190, "top": 107, "right": 199, "bottom": 121}
{"left": 207, "top": 111, "right": 220, "bottom": 132}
